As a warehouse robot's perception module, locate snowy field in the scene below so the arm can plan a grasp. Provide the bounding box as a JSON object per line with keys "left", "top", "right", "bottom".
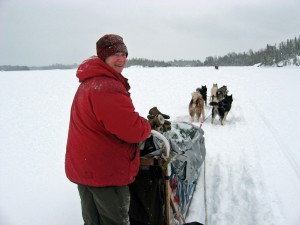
{"left": 1, "top": 66, "right": 300, "bottom": 225}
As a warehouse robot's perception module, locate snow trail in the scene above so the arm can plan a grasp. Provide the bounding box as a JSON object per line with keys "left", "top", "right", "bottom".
{"left": 1, "top": 66, "right": 300, "bottom": 225}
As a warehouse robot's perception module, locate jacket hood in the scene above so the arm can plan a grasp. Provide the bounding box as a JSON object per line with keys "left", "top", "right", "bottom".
{"left": 76, "top": 56, "right": 130, "bottom": 91}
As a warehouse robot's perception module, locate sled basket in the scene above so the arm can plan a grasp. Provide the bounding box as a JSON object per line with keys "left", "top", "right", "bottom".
{"left": 129, "top": 122, "right": 206, "bottom": 225}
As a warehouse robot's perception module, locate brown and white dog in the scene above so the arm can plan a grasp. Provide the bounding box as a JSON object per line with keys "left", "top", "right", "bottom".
{"left": 189, "top": 91, "right": 205, "bottom": 122}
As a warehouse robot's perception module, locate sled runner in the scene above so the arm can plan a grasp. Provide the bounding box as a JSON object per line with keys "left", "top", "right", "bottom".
{"left": 129, "top": 121, "right": 206, "bottom": 225}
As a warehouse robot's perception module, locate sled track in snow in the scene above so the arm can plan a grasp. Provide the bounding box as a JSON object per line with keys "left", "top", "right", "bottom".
{"left": 251, "top": 101, "right": 300, "bottom": 180}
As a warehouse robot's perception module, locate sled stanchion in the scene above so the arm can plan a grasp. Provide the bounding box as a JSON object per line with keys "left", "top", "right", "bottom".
{"left": 165, "top": 173, "right": 171, "bottom": 225}
{"left": 151, "top": 130, "right": 172, "bottom": 225}
{"left": 163, "top": 145, "right": 171, "bottom": 225}
{"left": 170, "top": 192, "right": 185, "bottom": 224}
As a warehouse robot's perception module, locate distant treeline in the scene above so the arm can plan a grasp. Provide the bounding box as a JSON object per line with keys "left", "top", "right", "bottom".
{"left": 0, "top": 65, "right": 31, "bottom": 71}
{"left": 203, "top": 35, "right": 300, "bottom": 67}
{"left": 1, "top": 36, "right": 299, "bottom": 71}
{"left": 30, "top": 63, "right": 79, "bottom": 70}
{"left": 125, "top": 59, "right": 203, "bottom": 67}
{"left": 127, "top": 35, "right": 300, "bottom": 67}
{"left": 0, "top": 63, "right": 78, "bottom": 71}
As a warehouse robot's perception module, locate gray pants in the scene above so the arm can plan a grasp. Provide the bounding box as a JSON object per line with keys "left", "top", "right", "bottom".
{"left": 77, "top": 184, "right": 130, "bottom": 225}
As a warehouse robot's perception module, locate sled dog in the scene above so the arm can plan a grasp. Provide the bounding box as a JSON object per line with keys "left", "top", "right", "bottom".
{"left": 196, "top": 85, "right": 207, "bottom": 106}
{"left": 211, "top": 94, "right": 233, "bottom": 125}
{"left": 210, "top": 83, "right": 218, "bottom": 105}
{"left": 217, "top": 85, "right": 228, "bottom": 101}
{"left": 189, "top": 91, "right": 205, "bottom": 122}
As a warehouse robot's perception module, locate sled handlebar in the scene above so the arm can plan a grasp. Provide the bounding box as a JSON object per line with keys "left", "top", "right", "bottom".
{"left": 150, "top": 129, "right": 171, "bottom": 177}
{"left": 151, "top": 130, "right": 170, "bottom": 158}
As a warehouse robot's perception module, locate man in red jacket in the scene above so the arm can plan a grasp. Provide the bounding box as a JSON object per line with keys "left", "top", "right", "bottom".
{"left": 65, "top": 34, "right": 151, "bottom": 225}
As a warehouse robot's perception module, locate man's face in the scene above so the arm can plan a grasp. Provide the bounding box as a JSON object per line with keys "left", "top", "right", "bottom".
{"left": 105, "top": 52, "right": 127, "bottom": 73}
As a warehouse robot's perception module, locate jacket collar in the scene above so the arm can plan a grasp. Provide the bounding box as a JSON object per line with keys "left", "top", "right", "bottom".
{"left": 76, "top": 56, "right": 130, "bottom": 91}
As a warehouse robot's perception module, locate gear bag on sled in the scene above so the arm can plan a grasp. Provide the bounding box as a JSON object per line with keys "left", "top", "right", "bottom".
{"left": 129, "top": 122, "right": 206, "bottom": 225}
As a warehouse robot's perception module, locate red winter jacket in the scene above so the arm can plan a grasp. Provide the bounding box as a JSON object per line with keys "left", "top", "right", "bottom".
{"left": 65, "top": 56, "right": 151, "bottom": 187}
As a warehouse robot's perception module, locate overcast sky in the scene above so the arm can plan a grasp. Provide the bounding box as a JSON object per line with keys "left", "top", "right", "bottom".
{"left": 1, "top": 0, "right": 300, "bottom": 66}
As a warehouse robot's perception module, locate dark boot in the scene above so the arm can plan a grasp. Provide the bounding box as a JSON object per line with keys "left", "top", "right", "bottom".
{"left": 164, "top": 120, "right": 171, "bottom": 125}
{"left": 148, "top": 114, "right": 165, "bottom": 129}
{"left": 163, "top": 123, "right": 171, "bottom": 131}
{"left": 147, "top": 114, "right": 155, "bottom": 120}
{"left": 148, "top": 107, "right": 170, "bottom": 119}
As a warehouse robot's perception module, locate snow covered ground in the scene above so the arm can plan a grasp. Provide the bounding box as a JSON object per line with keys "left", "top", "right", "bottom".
{"left": 1, "top": 66, "right": 300, "bottom": 225}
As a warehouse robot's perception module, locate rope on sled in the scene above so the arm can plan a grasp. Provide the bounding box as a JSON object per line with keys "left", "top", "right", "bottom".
{"left": 199, "top": 120, "right": 208, "bottom": 224}
{"left": 204, "top": 159, "right": 208, "bottom": 225}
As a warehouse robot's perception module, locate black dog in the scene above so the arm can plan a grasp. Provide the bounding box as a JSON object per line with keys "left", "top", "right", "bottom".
{"left": 196, "top": 85, "right": 207, "bottom": 106}
{"left": 211, "top": 94, "right": 233, "bottom": 125}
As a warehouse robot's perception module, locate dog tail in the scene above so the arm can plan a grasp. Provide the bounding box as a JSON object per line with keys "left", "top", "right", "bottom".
{"left": 209, "top": 102, "right": 218, "bottom": 106}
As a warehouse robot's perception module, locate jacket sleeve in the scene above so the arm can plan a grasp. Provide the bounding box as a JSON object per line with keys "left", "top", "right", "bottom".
{"left": 91, "top": 84, "right": 151, "bottom": 144}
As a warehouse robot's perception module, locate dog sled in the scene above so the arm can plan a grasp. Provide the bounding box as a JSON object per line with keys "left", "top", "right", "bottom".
{"left": 129, "top": 118, "right": 206, "bottom": 225}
